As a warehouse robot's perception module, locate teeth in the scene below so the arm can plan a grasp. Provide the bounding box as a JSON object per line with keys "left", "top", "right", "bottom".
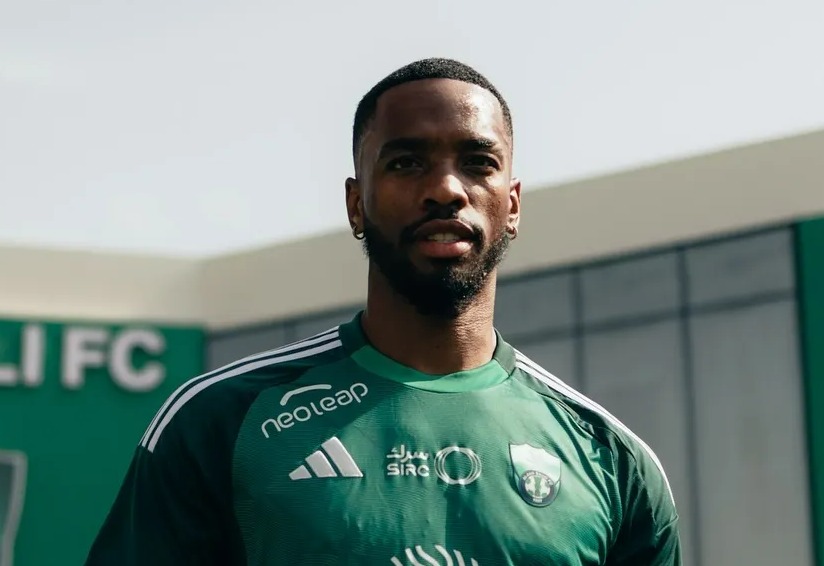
{"left": 427, "top": 233, "right": 461, "bottom": 243}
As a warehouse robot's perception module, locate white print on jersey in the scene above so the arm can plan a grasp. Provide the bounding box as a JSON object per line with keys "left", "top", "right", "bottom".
{"left": 385, "top": 444, "right": 482, "bottom": 486}
{"left": 261, "top": 382, "right": 368, "bottom": 438}
{"left": 391, "top": 545, "right": 479, "bottom": 566}
{"left": 434, "top": 446, "right": 482, "bottom": 486}
{"left": 386, "top": 445, "right": 430, "bottom": 477}
{"left": 289, "top": 437, "right": 363, "bottom": 480}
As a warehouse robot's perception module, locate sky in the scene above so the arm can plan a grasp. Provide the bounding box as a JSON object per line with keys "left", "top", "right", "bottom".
{"left": 1, "top": 0, "right": 823, "bottom": 257}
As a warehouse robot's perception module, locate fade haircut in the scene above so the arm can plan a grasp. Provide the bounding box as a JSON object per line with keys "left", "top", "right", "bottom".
{"left": 352, "top": 58, "right": 513, "bottom": 163}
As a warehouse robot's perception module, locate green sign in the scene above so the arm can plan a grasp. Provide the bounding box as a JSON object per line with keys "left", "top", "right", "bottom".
{"left": 0, "top": 319, "right": 204, "bottom": 566}
{"left": 797, "top": 218, "right": 824, "bottom": 566}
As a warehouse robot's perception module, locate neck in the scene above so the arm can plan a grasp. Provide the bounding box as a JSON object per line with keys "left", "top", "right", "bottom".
{"left": 360, "top": 269, "right": 498, "bottom": 375}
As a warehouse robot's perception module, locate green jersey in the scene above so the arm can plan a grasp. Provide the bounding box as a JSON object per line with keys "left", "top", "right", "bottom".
{"left": 86, "top": 313, "right": 681, "bottom": 565}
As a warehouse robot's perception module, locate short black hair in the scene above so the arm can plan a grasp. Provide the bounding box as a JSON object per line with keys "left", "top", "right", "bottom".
{"left": 352, "top": 57, "right": 513, "bottom": 161}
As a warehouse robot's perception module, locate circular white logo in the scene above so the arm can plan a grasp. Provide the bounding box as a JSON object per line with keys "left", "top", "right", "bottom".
{"left": 433, "top": 446, "right": 482, "bottom": 485}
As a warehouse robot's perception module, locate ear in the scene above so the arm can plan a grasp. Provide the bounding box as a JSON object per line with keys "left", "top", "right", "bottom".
{"left": 345, "top": 177, "right": 364, "bottom": 234}
{"left": 508, "top": 177, "right": 521, "bottom": 232}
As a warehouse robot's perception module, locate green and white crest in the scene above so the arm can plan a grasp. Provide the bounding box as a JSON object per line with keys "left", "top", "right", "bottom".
{"left": 509, "top": 443, "right": 562, "bottom": 507}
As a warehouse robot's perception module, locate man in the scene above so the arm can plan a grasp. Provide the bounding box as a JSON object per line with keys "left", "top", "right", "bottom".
{"left": 86, "top": 58, "right": 681, "bottom": 565}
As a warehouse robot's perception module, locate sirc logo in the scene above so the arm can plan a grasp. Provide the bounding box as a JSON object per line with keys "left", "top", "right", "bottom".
{"left": 386, "top": 445, "right": 430, "bottom": 477}
{"left": 386, "top": 444, "right": 482, "bottom": 486}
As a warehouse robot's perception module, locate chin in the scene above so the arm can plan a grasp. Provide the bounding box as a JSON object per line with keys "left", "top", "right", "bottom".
{"left": 412, "top": 258, "right": 468, "bottom": 278}
{"left": 416, "top": 250, "right": 476, "bottom": 266}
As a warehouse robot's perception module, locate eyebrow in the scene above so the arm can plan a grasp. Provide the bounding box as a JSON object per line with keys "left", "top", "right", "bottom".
{"left": 377, "top": 136, "right": 504, "bottom": 160}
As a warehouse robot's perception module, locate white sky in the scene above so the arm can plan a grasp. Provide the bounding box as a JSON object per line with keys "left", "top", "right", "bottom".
{"left": 1, "top": 0, "right": 823, "bottom": 257}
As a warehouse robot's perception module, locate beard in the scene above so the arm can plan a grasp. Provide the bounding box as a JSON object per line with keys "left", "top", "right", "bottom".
{"left": 361, "top": 211, "right": 510, "bottom": 319}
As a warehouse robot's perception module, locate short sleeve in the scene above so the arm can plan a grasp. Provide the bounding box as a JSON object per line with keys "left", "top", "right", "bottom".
{"left": 606, "top": 446, "right": 682, "bottom": 566}
{"left": 85, "top": 390, "right": 247, "bottom": 565}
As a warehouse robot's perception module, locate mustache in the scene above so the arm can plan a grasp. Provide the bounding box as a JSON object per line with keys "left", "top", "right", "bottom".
{"left": 399, "top": 207, "right": 483, "bottom": 246}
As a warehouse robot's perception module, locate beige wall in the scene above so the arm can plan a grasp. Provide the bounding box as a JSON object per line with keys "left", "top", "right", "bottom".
{"left": 0, "top": 246, "right": 204, "bottom": 325}
{"left": 2, "top": 129, "right": 823, "bottom": 329}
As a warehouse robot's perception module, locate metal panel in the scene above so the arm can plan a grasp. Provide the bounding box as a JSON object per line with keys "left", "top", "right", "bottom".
{"left": 583, "top": 319, "right": 695, "bottom": 566}
{"left": 580, "top": 252, "right": 679, "bottom": 325}
{"left": 512, "top": 336, "right": 578, "bottom": 390}
{"left": 495, "top": 272, "right": 574, "bottom": 336}
{"left": 686, "top": 230, "right": 794, "bottom": 307}
{"left": 690, "top": 301, "right": 813, "bottom": 566}
{"left": 292, "top": 307, "right": 362, "bottom": 340}
{"left": 207, "top": 325, "right": 290, "bottom": 370}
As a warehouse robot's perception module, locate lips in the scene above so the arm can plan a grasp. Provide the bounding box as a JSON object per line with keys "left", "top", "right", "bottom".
{"left": 411, "top": 220, "right": 477, "bottom": 259}
{"left": 412, "top": 220, "right": 476, "bottom": 243}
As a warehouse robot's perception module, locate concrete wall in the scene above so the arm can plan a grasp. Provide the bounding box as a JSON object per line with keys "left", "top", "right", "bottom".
{"left": 0, "top": 245, "right": 204, "bottom": 325}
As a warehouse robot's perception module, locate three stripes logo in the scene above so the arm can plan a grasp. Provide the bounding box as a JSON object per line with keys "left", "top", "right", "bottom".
{"left": 289, "top": 437, "right": 363, "bottom": 480}
{"left": 390, "top": 545, "right": 479, "bottom": 565}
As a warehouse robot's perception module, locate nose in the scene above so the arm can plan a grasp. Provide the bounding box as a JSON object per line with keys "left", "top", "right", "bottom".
{"left": 422, "top": 166, "right": 469, "bottom": 210}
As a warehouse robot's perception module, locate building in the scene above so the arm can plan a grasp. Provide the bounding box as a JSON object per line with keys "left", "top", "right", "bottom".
{"left": 1, "top": 129, "right": 823, "bottom": 566}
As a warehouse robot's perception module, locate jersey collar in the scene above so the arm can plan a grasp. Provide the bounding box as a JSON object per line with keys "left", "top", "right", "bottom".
{"left": 338, "top": 311, "right": 516, "bottom": 393}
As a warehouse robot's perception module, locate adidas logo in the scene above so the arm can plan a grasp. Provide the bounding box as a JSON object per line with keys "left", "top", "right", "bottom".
{"left": 289, "top": 437, "right": 363, "bottom": 480}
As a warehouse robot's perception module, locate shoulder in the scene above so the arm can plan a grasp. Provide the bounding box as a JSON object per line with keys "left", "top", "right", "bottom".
{"left": 139, "top": 326, "right": 346, "bottom": 454}
{"left": 511, "top": 348, "right": 676, "bottom": 516}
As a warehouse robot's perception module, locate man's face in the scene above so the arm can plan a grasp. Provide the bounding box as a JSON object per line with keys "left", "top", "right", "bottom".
{"left": 346, "top": 78, "right": 521, "bottom": 318}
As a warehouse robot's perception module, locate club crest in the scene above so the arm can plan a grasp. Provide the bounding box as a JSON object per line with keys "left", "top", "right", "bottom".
{"left": 509, "top": 443, "right": 562, "bottom": 507}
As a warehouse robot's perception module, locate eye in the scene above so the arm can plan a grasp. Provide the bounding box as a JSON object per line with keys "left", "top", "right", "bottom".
{"left": 386, "top": 156, "right": 423, "bottom": 171}
{"left": 464, "top": 155, "right": 500, "bottom": 171}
